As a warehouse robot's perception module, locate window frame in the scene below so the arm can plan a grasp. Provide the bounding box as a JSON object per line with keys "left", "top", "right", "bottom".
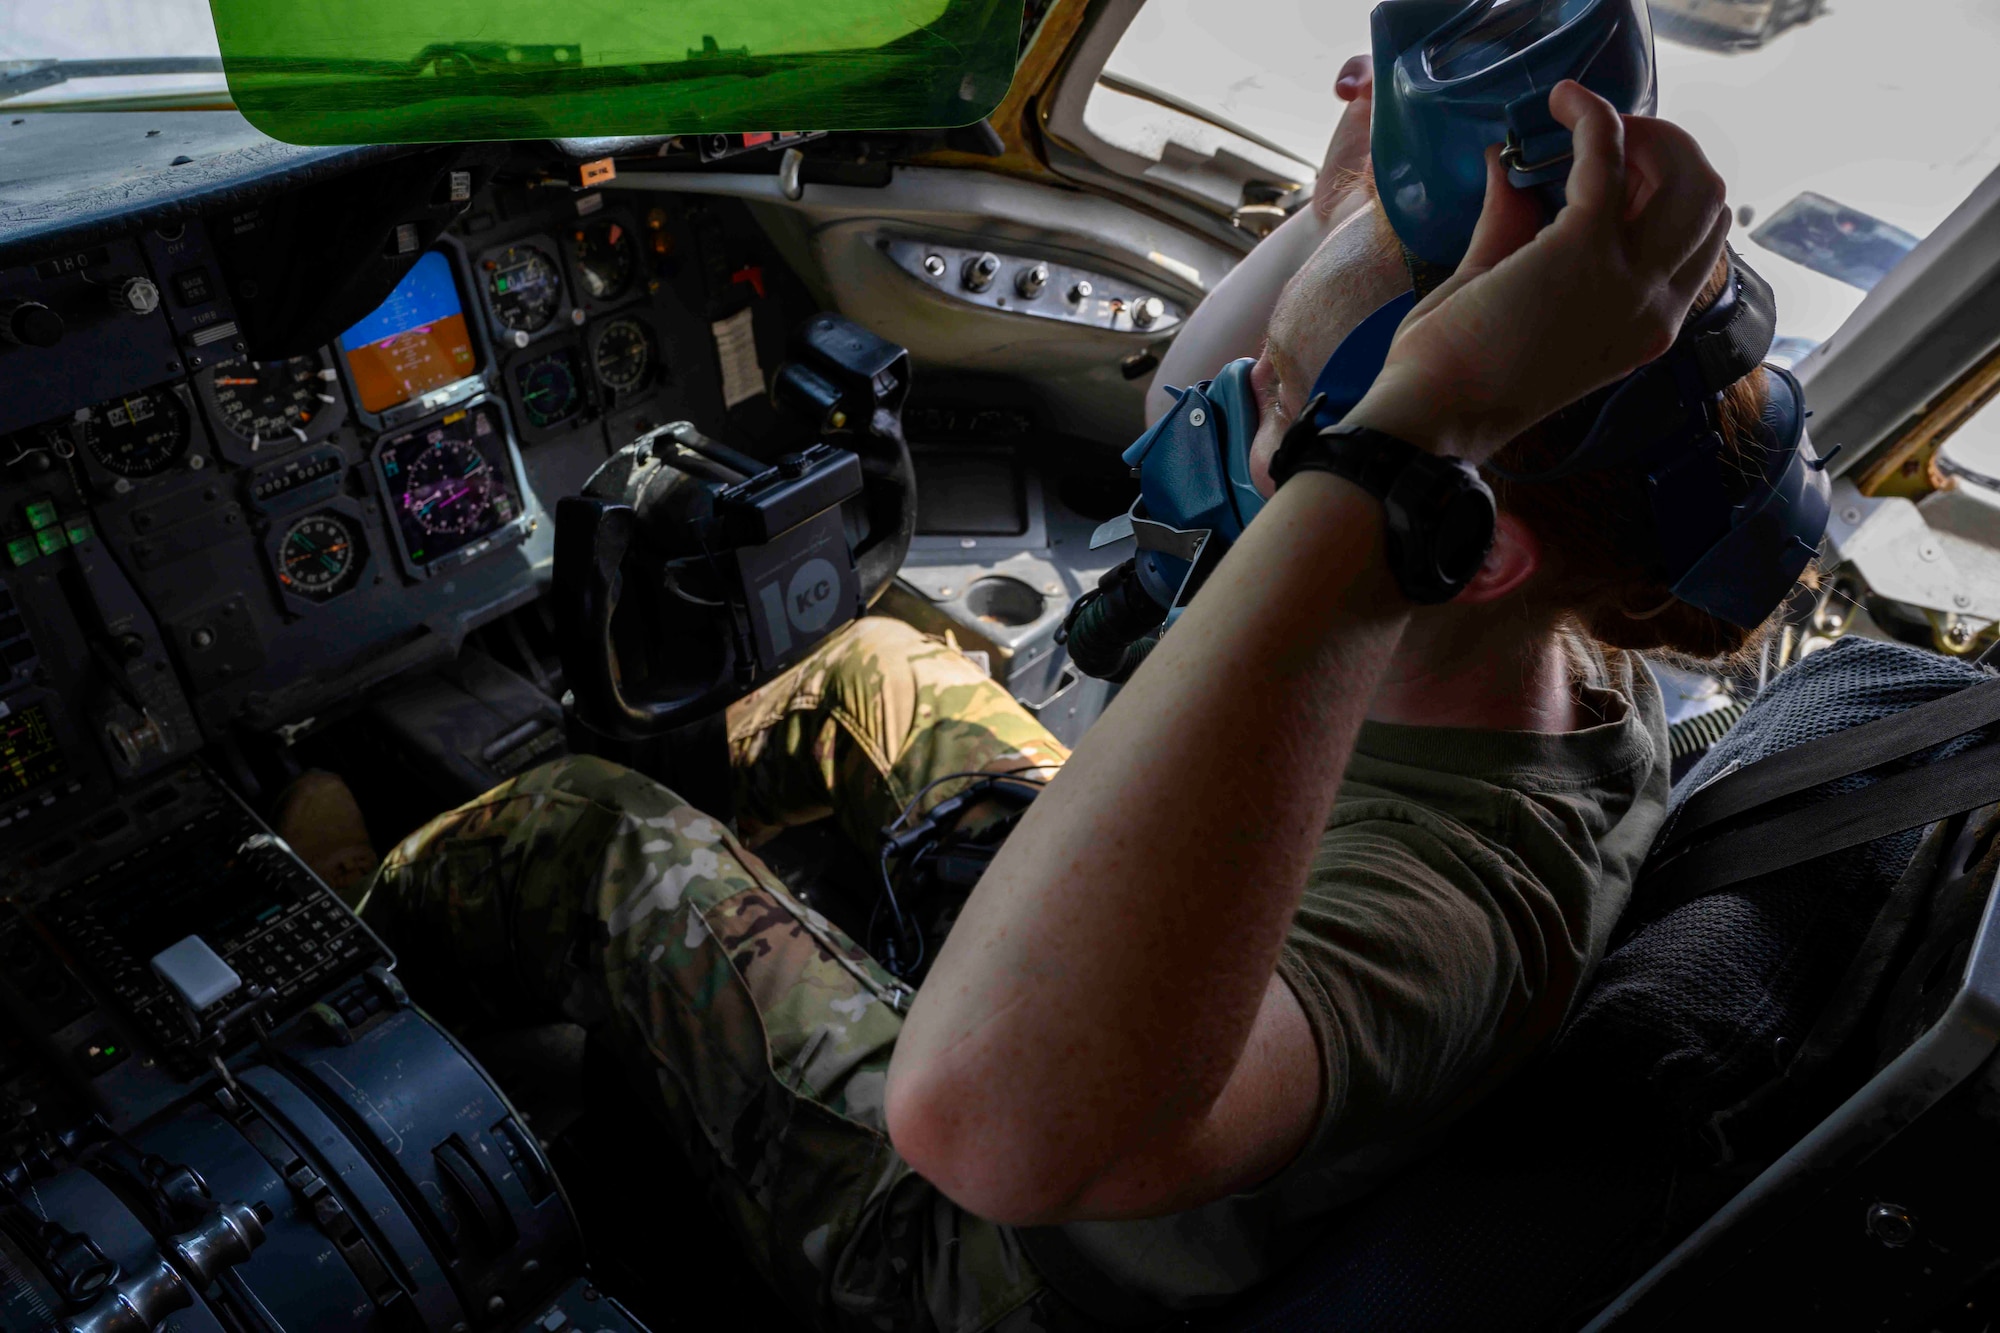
{"left": 1040, "top": 0, "right": 1320, "bottom": 253}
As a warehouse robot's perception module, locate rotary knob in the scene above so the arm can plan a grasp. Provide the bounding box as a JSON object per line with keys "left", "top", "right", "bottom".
{"left": 0, "top": 299, "right": 64, "bottom": 348}
{"left": 1129, "top": 295, "right": 1166, "bottom": 330}
{"left": 1015, "top": 263, "right": 1049, "bottom": 299}
{"left": 108, "top": 275, "right": 162, "bottom": 315}
{"left": 962, "top": 252, "right": 1001, "bottom": 294}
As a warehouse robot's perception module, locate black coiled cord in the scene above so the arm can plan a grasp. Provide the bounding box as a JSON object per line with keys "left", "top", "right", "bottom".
{"left": 1057, "top": 560, "right": 1170, "bottom": 684}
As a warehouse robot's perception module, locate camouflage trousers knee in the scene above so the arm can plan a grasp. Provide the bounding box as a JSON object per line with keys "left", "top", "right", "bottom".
{"left": 361, "top": 618, "right": 1083, "bottom": 1333}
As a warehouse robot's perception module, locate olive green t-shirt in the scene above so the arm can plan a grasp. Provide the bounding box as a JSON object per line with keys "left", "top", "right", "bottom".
{"left": 1024, "top": 650, "right": 1670, "bottom": 1314}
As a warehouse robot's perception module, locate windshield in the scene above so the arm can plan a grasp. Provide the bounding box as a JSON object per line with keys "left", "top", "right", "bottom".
{"left": 0, "top": 1, "right": 227, "bottom": 107}
{"left": 1097, "top": 0, "right": 2000, "bottom": 366}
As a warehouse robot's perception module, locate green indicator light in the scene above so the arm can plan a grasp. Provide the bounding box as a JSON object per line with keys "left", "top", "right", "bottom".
{"left": 23, "top": 500, "right": 57, "bottom": 530}
{"left": 33, "top": 528, "right": 66, "bottom": 556}
{"left": 63, "top": 519, "right": 93, "bottom": 546}
{"left": 5, "top": 537, "right": 37, "bottom": 567}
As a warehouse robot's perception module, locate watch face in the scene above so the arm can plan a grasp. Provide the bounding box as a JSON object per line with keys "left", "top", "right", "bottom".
{"left": 1435, "top": 485, "right": 1499, "bottom": 586}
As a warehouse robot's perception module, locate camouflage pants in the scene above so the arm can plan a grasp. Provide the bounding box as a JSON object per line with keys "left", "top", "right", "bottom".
{"left": 361, "top": 618, "right": 1079, "bottom": 1332}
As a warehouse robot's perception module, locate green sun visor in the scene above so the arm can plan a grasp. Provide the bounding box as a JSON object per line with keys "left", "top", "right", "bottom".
{"left": 207, "top": 0, "right": 1023, "bottom": 145}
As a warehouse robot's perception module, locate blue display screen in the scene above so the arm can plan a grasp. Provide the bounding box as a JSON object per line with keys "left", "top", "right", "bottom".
{"left": 337, "top": 252, "right": 478, "bottom": 414}
{"left": 339, "top": 252, "right": 463, "bottom": 349}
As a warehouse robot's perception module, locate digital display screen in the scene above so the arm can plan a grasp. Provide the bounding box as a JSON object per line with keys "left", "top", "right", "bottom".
{"left": 339, "top": 252, "right": 479, "bottom": 414}
{"left": 74, "top": 826, "right": 289, "bottom": 967}
{"left": 376, "top": 401, "right": 525, "bottom": 568}
{"left": 0, "top": 703, "right": 66, "bottom": 800}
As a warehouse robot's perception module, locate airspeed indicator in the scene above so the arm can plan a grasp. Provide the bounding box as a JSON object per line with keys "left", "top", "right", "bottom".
{"left": 209, "top": 354, "right": 336, "bottom": 448}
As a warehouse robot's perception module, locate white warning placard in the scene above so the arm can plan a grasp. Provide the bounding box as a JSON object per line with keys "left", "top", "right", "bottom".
{"left": 712, "top": 308, "right": 765, "bottom": 408}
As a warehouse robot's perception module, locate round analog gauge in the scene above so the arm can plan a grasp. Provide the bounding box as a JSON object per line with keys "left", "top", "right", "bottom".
{"left": 570, "top": 220, "right": 637, "bottom": 302}
{"left": 209, "top": 354, "right": 338, "bottom": 447}
{"left": 82, "top": 387, "right": 190, "bottom": 478}
{"left": 485, "top": 245, "right": 564, "bottom": 333}
{"left": 405, "top": 438, "right": 499, "bottom": 536}
{"left": 514, "top": 349, "right": 581, "bottom": 429}
{"left": 591, "top": 316, "right": 656, "bottom": 395}
{"left": 276, "top": 511, "right": 362, "bottom": 600}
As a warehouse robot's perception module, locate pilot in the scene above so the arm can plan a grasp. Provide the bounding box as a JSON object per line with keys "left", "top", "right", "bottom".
{"left": 323, "top": 77, "right": 1766, "bottom": 1333}
{"left": 1145, "top": 53, "right": 1381, "bottom": 430}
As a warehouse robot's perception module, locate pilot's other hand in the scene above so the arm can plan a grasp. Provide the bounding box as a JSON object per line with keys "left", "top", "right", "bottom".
{"left": 1313, "top": 54, "right": 1375, "bottom": 224}
{"left": 1349, "top": 81, "right": 1729, "bottom": 464}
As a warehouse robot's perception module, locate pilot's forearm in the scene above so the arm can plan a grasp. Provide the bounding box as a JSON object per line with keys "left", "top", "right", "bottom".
{"left": 886, "top": 466, "right": 1410, "bottom": 1222}
{"left": 1145, "top": 205, "right": 1335, "bottom": 424}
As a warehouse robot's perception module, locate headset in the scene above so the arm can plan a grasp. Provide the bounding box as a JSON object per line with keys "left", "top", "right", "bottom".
{"left": 1062, "top": 0, "right": 1832, "bottom": 679}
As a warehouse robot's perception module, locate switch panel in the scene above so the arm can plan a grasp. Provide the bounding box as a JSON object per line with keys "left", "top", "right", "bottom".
{"left": 882, "top": 238, "right": 1185, "bottom": 334}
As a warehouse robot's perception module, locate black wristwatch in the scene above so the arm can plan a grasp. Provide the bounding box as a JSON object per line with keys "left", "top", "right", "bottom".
{"left": 1268, "top": 414, "right": 1497, "bottom": 604}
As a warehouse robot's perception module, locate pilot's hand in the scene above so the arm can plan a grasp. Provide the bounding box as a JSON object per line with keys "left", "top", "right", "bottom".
{"left": 1312, "top": 55, "right": 1375, "bottom": 223}
{"left": 1347, "top": 80, "right": 1730, "bottom": 463}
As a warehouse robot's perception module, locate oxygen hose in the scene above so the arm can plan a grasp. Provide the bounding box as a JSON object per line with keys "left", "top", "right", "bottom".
{"left": 1059, "top": 560, "right": 1169, "bottom": 684}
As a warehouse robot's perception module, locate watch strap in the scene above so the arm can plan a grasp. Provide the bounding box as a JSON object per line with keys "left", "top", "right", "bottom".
{"left": 1266, "top": 414, "right": 1497, "bottom": 605}
{"left": 1269, "top": 416, "right": 1428, "bottom": 498}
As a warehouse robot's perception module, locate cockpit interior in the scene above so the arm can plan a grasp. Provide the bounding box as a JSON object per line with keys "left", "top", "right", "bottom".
{"left": 5, "top": 1, "right": 2000, "bottom": 1330}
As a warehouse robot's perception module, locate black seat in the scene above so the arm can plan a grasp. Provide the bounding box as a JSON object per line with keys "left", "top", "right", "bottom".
{"left": 1207, "top": 636, "right": 1999, "bottom": 1333}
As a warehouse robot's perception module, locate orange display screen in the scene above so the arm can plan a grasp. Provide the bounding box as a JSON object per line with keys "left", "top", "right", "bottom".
{"left": 338, "top": 253, "right": 479, "bottom": 414}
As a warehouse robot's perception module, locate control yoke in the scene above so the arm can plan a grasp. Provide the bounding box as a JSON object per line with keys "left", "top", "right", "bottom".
{"left": 554, "top": 315, "right": 916, "bottom": 739}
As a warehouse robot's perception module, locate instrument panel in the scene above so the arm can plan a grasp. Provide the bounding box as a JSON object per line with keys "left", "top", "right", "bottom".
{"left": 0, "top": 701, "right": 66, "bottom": 801}
{"left": 274, "top": 508, "right": 365, "bottom": 600}
{"left": 81, "top": 385, "right": 193, "bottom": 479}
{"left": 487, "top": 242, "right": 567, "bottom": 334}
{"left": 571, "top": 217, "right": 640, "bottom": 304}
{"left": 198, "top": 352, "right": 346, "bottom": 454}
{"left": 337, "top": 249, "right": 482, "bottom": 417}
{"left": 375, "top": 398, "right": 528, "bottom": 573}
{"left": 0, "top": 172, "right": 791, "bottom": 843}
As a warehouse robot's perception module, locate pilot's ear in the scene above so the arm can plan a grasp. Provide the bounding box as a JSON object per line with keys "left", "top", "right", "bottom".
{"left": 1453, "top": 511, "right": 1541, "bottom": 605}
